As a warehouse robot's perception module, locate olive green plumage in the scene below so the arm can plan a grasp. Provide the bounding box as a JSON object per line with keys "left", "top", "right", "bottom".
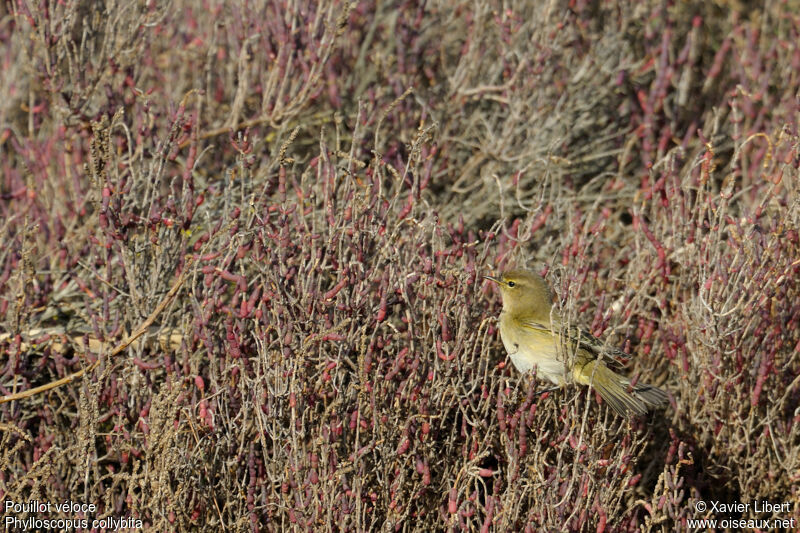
{"left": 485, "top": 269, "right": 668, "bottom": 417}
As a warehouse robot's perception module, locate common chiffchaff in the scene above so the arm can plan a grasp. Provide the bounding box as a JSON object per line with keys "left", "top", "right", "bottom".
{"left": 485, "top": 269, "right": 668, "bottom": 417}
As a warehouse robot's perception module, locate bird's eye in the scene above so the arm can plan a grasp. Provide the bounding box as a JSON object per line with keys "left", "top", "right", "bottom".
{"left": 507, "top": 281, "right": 516, "bottom": 287}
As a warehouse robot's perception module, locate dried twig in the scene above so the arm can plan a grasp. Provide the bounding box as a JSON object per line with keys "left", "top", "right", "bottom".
{"left": 0, "top": 259, "right": 192, "bottom": 405}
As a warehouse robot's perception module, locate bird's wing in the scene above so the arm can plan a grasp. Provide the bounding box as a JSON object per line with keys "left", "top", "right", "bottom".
{"left": 566, "top": 326, "right": 631, "bottom": 365}
{"left": 516, "top": 319, "right": 551, "bottom": 334}
{"left": 518, "top": 319, "right": 631, "bottom": 365}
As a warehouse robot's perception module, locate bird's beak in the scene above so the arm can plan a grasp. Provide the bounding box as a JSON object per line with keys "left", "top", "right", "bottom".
{"left": 483, "top": 275, "right": 501, "bottom": 284}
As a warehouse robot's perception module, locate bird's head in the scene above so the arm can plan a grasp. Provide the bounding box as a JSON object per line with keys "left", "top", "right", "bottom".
{"left": 484, "top": 269, "right": 553, "bottom": 318}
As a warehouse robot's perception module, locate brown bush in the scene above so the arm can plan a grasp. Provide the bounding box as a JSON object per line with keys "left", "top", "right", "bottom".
{"left": 1, "top": 0, "right": 798, "bottom": 531}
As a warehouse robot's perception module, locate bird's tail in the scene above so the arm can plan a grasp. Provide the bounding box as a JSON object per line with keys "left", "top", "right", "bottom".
{"left": 576, "top": 360, "right": 669, "bottom": 417}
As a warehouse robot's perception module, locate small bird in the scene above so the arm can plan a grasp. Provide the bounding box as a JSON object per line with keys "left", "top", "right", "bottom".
{"left": 485, "top": 269, "right": 668, "bottom": 417}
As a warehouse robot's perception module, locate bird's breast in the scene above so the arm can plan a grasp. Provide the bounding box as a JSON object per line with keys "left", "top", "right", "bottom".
{"left": 498, "top": 313, "right": 566, "bottom": 385}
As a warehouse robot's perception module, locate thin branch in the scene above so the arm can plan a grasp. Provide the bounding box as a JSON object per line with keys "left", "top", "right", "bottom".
{"left": 0, "top": 259, "right": 193, "bottom": 405}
